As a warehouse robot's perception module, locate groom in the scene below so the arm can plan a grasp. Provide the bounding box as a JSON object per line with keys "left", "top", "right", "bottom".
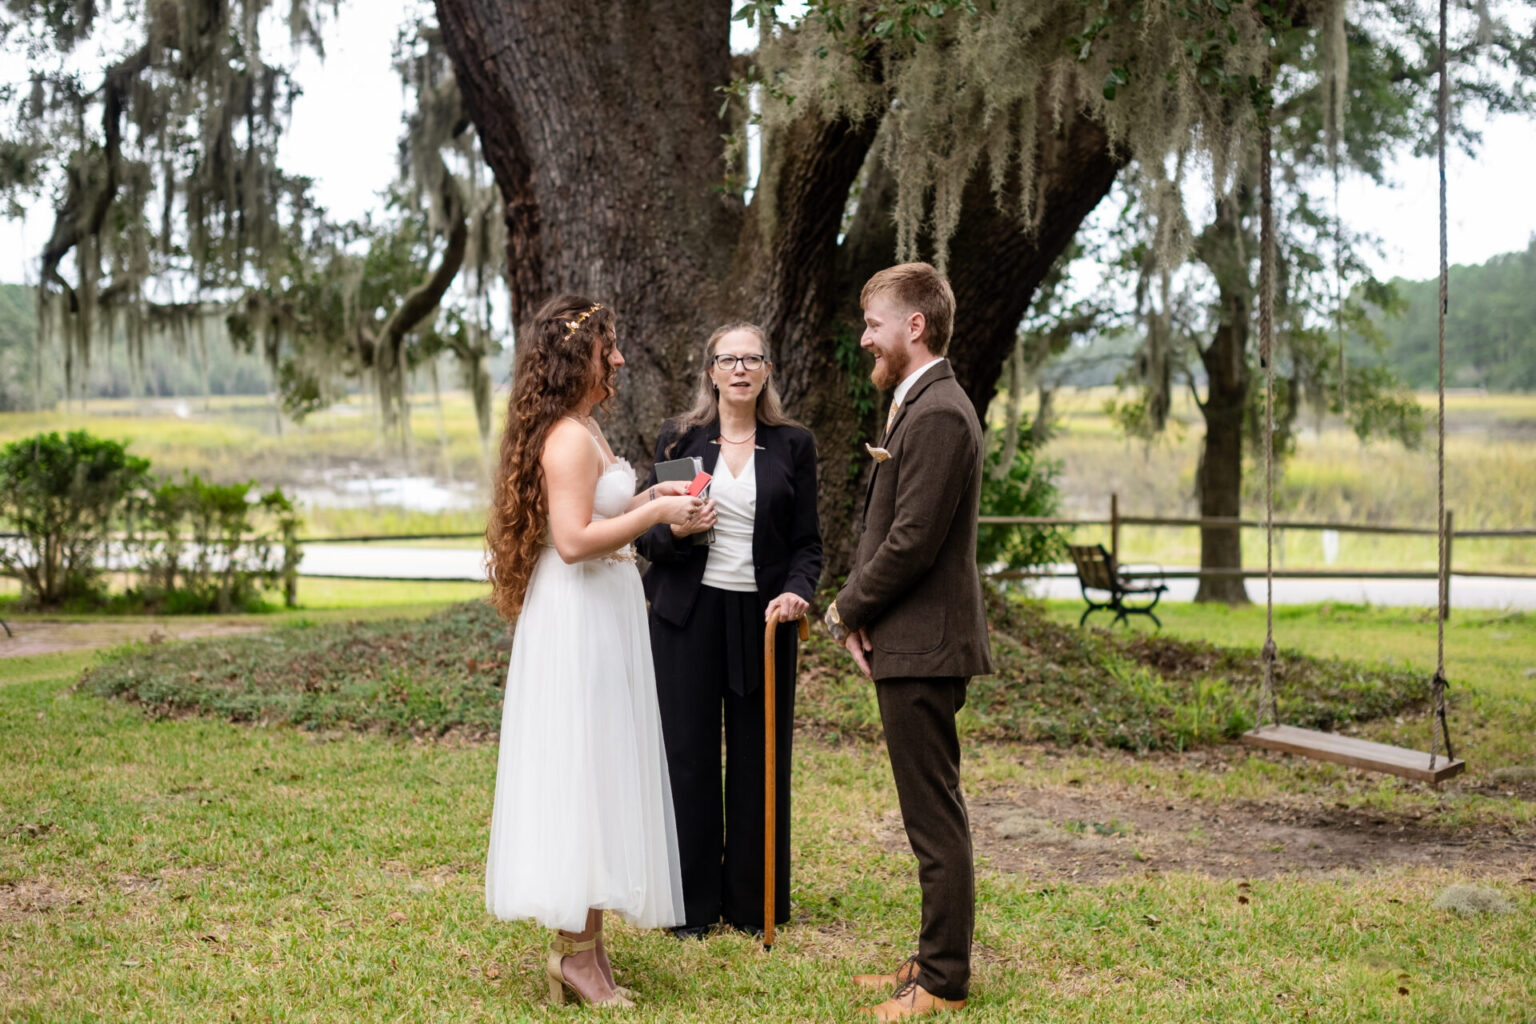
{"left": 826, "top": 262, "right": 993, "bottom": 1020}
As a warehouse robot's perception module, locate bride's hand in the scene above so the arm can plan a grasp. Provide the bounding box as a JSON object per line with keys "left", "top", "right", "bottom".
{"left": 670, "top": 499, "right": 717, "bottom": 537}
{"left": 650, "top": 480, "right": 690, "bottom": 498}
{"left": 656, "top": 495, "right": 705, "bottom": 528}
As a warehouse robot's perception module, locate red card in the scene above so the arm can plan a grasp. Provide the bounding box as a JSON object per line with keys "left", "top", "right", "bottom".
{"left": 688, "top": 471, "right": 712, "bottom": 497}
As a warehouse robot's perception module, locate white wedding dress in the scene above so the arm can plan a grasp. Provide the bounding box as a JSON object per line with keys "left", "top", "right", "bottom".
{"left": 485, "top": 449, "right": 684, "bottom": 931}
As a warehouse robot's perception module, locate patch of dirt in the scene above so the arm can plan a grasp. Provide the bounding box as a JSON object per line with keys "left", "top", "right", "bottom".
{"left": 113, "top": 873, "right": 162, "bottom": 896}
{"left": 872, "top": 784, "right": 1536, "bottom": 882}
{"left": 0, "top": 618, "right": 267, "bottom": 659}
{"left": 0, "top": 879, "right": 82, "bottom": 920}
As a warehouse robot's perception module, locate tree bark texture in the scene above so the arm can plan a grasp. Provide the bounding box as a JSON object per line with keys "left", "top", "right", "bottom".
{"left": 433, "top": 0, "right": 1123, "bottom": 578}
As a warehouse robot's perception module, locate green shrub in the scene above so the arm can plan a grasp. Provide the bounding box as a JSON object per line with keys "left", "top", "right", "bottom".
{"left": 125, "top": 472, "right": 300, "bottom": 613}
{"left": 0, "top": 431, "right": 150, "bottom": 606}
{"left": 977, "top": 420, "right": 1068, "bottom": 572}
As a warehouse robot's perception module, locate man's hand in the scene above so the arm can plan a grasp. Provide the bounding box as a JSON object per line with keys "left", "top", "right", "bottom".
{"left": 842, "top": 627, "right": 873, "bottom": 678}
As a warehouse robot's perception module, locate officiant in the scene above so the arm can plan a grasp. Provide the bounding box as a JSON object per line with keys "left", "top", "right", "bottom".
{"left": 636, "top": 322, "right": 822, "bottom": 939}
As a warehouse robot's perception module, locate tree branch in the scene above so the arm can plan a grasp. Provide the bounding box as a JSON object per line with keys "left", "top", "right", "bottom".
{"left": 37, "top": 44, "right": 153, "bottom": 307}
{"left": 946, "top": 109, "right": 1125, "bottom": 415}
{"left": 376, "top": 159, "right": 469, "bottom": 355}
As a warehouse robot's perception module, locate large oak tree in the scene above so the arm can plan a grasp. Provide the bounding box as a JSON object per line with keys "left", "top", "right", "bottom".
{"left": 427, "top": 0, "right": 1289, "bottom": 571}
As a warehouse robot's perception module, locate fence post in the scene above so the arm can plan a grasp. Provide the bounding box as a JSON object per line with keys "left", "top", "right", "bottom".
{"left": 282, "top": 521, "right": 299, "bottom": 608}
{"left": 1110, "top": 493, "right": 1120, "bottom": 564}
{"left": 1439, "top": 509, "right": 1454, "bottom": 622}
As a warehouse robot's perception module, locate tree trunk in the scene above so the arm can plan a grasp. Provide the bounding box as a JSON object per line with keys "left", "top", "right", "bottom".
{"left": 434, "top": 0, "right": 1123, "bottom": 579}
{"left": 1194, "top": 337, "right": 1250, "bottom": 603}
{"left": 434, "top": 0, "right": 742, "bottom": 457}
{"left": 1192, "top": 192, "right": 1256, "bottom": 605}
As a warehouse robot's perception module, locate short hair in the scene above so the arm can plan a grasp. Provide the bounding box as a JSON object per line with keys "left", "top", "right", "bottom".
{"left": 860, "top": 262, "right": 956, "bottom": 356}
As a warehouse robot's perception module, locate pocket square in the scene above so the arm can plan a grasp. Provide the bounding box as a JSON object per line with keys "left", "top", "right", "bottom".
{"left": 865, "top": 443, "right": 891, "bottom": 463}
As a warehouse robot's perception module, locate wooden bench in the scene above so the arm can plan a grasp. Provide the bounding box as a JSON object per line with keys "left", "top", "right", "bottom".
{"left": 1067, "top": 543, "right": 1168, "bottom": 628}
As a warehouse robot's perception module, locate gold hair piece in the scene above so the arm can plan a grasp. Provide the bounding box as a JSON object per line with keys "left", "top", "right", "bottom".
{"left": 563, "top": 303, "right": 604, "bottom": 336}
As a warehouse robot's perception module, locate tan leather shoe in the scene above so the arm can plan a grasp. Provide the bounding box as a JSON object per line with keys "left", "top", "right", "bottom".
{"left": 853, "top": 955, "right": 920, "bottom": 991}
{"left": 862, "top": 982, "right": 965, "bottom": 1021}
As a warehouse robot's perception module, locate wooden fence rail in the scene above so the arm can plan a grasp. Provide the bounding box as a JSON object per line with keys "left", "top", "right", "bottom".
{"left": 4, "top": 493, "right": 1534, "bottom": 608}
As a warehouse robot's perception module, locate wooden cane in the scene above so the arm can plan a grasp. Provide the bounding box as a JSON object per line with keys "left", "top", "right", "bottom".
{"left": 763, "top": 610, "right": 809, "bottom": 951}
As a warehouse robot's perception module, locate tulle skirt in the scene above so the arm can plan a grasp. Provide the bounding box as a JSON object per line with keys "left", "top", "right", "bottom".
{"left": 485, "top": 548, "right": 684, "bottom": 931}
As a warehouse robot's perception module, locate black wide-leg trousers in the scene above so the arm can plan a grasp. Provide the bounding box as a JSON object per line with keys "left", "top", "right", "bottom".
{"left": 876, "top": 676, "right": 974, "bottom": 1002}
{"left": 649, "top": 586, "right": 798, "bottom": 929}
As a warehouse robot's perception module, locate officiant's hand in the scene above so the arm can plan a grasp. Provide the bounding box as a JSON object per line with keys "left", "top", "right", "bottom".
{"left": 669, "top": 498, "right": 717, "bottom": 537}
{"left": 764, "top": 592, "right": 808, "bottom": 623}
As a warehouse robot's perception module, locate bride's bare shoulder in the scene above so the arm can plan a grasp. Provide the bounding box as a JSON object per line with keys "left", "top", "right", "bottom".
{"left": 542, "top": 418, "right": 600, "bottom": 474}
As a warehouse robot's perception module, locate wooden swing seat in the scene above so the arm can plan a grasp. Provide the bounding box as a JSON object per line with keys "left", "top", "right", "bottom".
{"left": 1241, "top": 724, "right": 1464, "bottom": 784}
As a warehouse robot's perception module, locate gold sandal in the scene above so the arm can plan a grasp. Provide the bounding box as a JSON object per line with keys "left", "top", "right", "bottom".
{"left": 546, "top": 933, "right": 635, "bottom": 1007}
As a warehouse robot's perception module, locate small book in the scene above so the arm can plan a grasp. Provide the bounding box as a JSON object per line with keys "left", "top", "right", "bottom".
{"left": 655, "top": 456, "right": 714, "bottom": 544}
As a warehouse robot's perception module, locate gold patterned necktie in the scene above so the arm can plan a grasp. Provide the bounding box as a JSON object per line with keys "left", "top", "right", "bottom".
{"left": 883, "top": 400, "right": 901, "bottom": 439}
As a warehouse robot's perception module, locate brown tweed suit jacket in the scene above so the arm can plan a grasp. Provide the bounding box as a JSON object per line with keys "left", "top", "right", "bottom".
{"left": 835, "top": 361, "right": 994, "bottom": 680}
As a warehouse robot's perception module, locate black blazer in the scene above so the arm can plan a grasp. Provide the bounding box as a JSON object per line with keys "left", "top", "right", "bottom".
{"left": 637, "top": 419, "right": 822, "bottom": 628}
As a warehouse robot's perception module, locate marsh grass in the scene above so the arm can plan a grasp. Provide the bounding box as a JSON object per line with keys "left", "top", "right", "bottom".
{"left": 0, "top": 393, "right": 500, "bottom": 526}
{"left": 5, "top": 390, "right": 1533, "bottom": 565}
{"left": 1038, "top": 389, "right": 1536, "bottom": 569}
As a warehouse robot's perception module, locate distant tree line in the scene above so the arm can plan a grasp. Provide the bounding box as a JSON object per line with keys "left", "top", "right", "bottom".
{"left": 0, "top": 283, "right": 511, "bottom": 411}
{"left": 1374, "top": 239, "right": 1536, "bottom": 392}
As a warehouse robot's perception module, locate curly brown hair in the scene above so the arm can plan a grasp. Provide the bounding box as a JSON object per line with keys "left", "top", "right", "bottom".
{"left": 486, "top": 295, "right": 617, "bottom": 620}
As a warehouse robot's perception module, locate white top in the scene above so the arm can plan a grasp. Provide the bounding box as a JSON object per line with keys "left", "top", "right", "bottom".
{"left": 893, "top": 356, "right": 946, "bottom": 408}
{"left": 700, "top": 450, "right": 757, "bottom": 592}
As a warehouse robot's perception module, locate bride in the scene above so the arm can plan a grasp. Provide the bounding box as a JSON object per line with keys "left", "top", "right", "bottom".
{"left": 483, "top": 295, "right": 705, "bottom": 1007}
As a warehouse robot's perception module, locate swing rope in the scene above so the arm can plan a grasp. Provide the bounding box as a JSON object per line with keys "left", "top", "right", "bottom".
{"left": 1257, "top": 52, "right": 1281, "bottom": 732}
{"left": 1239, "top": 8, "right": 1462, "bottom": 784}
{"left": 1430, "top": 0, "right": 1454, "bottom": 769}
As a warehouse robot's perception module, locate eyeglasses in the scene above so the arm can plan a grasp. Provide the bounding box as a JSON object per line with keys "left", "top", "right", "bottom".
{"left": 712, "top": 354, "right": 767, "bottom": 371}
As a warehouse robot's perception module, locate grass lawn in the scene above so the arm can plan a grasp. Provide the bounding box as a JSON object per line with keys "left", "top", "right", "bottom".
{"left": 2, "top": 598, "right": 1534, "bottom": 1022}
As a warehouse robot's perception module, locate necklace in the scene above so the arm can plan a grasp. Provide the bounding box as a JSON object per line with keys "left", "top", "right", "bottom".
{"left": 719, "top": 429, "right": 756, "bottom": 444}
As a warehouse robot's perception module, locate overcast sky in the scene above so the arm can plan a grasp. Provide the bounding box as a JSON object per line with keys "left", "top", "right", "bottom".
{"left": 3, "top": 1, "right": 1532, "bottom": 287}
